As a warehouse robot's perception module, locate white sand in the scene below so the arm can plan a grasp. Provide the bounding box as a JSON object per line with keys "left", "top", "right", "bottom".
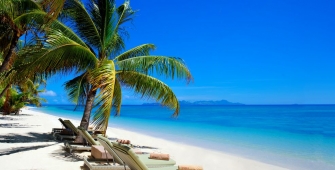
{"left": 0, "top": 108, "right": 288, "bottom": 170}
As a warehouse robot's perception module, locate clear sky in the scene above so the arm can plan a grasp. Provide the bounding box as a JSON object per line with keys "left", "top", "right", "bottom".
{"left": 40, "top": 0, "right": 335, "bottom": 105}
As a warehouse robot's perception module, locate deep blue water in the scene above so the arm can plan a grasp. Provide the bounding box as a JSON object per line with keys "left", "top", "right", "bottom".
{"left": 32, "top": 105, "right": 335, "bottom": 170}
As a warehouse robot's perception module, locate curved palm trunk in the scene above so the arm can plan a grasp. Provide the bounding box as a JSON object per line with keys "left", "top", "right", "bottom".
{"left": 0, "top": 32, "right": 19, "bottom": 72}
{"left": 74, "top": 88, "right": 96, "bottom": 143}
{"left": 3, "top": 87, "right": 11, "bottom": 115}
{"left": 0, "top": 84, "right": 10, "bottom": 99}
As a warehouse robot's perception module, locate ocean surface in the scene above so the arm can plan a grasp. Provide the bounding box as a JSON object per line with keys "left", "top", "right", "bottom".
{"left": 32, "top": 105, "right": 335, "bottom": 170}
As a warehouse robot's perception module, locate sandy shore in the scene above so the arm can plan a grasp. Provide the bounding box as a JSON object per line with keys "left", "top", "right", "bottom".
{"left": 0, "top": 108, "right": 287, "bottom": 170}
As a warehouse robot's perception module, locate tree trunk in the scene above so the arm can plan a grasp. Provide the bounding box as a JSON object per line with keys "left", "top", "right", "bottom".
{"left": 3, "top": 87, "right": 11, "bottom": 115}
{"left": 0, "top": 84, "right": 10, "bottom": 99}
{"left": 73, "top": 89, "right": 97, "bottom": 143}
{"left": 0, "top": 32, "right": 19, "bottom": 72}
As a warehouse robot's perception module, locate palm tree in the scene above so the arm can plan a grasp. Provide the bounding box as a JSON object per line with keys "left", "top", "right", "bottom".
{"left": 0, "top": 78, "right": 46, "bottom": 115}
{"left": 0, "top": 0, "right": 62, "bottom": 99}
{"left": 16, "top": 78, "right": 46, "bottom": 108}
{"left": 17, "top": 0, "right": 192, "bottom": 141}
{"left": 0, "top": 0, "right": 45, "bottom": 72}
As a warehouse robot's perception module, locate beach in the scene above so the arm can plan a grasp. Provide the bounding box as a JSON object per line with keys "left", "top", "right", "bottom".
{"left": 0, "top": 108, "right": 288, "bottom": 170}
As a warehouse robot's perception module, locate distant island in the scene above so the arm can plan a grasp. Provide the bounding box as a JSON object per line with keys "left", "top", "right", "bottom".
{"left": 142, "top": 100, "right": 244, "bottom": 106}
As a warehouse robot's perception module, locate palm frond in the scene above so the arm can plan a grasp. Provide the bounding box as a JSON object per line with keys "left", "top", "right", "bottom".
{"left": 117, "top": 56, "right": 193, "bottom": 82}
{"left": 61, "top": 0, "right": 102, "bottom": 49}
{"left": 105, "top": 31, "right": 125, "bottom": 59}
{"left": 47, "top": 20, "right": 89, "bottom": 48}
{"left": 0, "top": 0, "right": 41, "bottom": 34}
{"left": 13, "top": 0, "right": 42, "bottom": 13}
{"left": 1, "top": 0, "right": 41, "bottom": 16}
{"left": 89, "top": 59, "right": 116, "bottom": 131}
{"left": 0, "top": 13, "right": 15, "bottom": 53}
{"left": 64, "top": 73, "right": 89, "bottom": 108}
{"left": 88, "top": 0, "right": 115, "bottom": 50}
{"left": 114, "top": 44, "right": 155, "bottom": 61}
{"left": 13, "top": 10, "right": 49, "bottom": 33}
{"left": 13, "top": 11, "right": 88, "bottom": 48}
{"left": 16, "top": 78, "right": 34, "bottom": 93}
{"left": 42, "top": 0, "right": 66, "bottom": 22}
{"left": 117, "top": 71, "right": 180, "bottom": 117}
{"left": 15, "top": 30, "right": 98, "bottom": 79}
{"left": 115, "top": 0, "right": 135, "bottom": 29}
{"left": 112, "top": 78, "right": 122, "bottom": 116}
{"left": 103, "top": 0, "right": 136, "bottom": 58}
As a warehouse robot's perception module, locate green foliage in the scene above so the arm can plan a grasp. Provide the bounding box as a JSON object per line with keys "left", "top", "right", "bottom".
{"left": 0, "top": 0, "right": 45, "bottom": 71}
{"left": 64, "top": 73, "right": 90, "bottom": 109}
{"left": 17, "top": 0, "right": 193, "bottom": 133}
{"left": 0, "top": 79, "right": 46, "bottom": 114}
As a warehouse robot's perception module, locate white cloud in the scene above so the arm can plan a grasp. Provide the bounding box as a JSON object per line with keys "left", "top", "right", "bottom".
{"left": 40, "top": 90, "right": 57, "bottom": 97}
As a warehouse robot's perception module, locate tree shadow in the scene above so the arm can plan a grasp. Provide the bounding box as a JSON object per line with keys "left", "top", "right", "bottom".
{"left": 0, "top": 132, "right": 55, "bottom": 143}
{"left": 0, "top": 143, "right": 58, "bottom": 156}
{"left": 15, "top": 113, "right": 34, "bottom": 116}
{"left": 0, "top": 123, "right": 41, "bottom": 128}
{"left": 50, "top": 144, "right": 93, "bottom": 169}
{"left": 0, "top": 117, "right": 20, "bottom": 121}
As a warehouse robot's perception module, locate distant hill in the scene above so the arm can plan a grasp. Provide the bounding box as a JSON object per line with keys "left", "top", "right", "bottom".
{"left": 142, "top": 100, "right": 244, "bottom": 106}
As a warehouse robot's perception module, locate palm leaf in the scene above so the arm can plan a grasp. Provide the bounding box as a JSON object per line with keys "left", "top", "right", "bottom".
{"left": 15, "top": 30, "right": 98, "bottom": 78}
{"left": 117, "top": 71, "right": 180, "bottom": 117}
{"left": 89, "top": 59, "right": 116, "bottom": 131}
{"left": 61, "top": 0, "right": 102, "bottom": 49}
{"left": 14, "top": 11, "right": 88, "bottom": 48}
{"left": 46, "top": 21, "right": 89, "bottom": 50}
{"left": 105, "top": 32, "right": 125, "bottom": 59}
{"left": 88, "top": 0, "right": 115, "bottom": 50}
{"left": 1, "top": 0, "right": 41, "bottom": 16}
{"left": 112, "top": 78, "right": 122, "bottom": 116}
{"left": 115, "top": 0, "right": 135, "bottom": 29}
{"left": 117, "top": 56, "right": 192, "bottom": 82}
{"left": 114, "top": 44, "right": 155, "bottom": 61}
{"left": 42, "top": 0, "right": 66, "bottom": 21}
{"left": 104, "top": 0, "right": 136, "bottom": 58}
{"left": 64, "top": 73, "right": 90, "bottom": 109}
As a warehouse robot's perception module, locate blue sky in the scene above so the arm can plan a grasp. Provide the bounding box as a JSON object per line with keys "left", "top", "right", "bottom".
{"left": 40, "top": 0, "right": 335, "bottom": 105}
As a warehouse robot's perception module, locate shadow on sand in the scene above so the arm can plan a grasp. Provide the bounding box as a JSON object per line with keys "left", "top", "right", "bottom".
{"left": 0, "top": 143, "right": 58, "bottom": 156}
{"left": 0, "top": 132, "right": 54, "bottom": 143}
{"left": 0, "top": 117, "right": 20, "bottom": 121}
{"left": 0, "top": 123, "right": 41, "bottom": 128}
{"left": 51, "top": 148, "right": 85, "bottom": 162}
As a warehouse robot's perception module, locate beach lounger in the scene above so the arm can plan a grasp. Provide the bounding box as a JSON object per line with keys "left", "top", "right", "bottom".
{"left": 83, "top": 136, "right": 176, "bottom": 170}
{"left": 65, "top": 126, "right": 117, "bottom": 153}
{"left": 55, "top": 120, "right": 79, "bottom": 141}
{"left": 67, "top": 127, "right": 131, "bottom": 153}
{"left": 84, "top": 135, "right": 178, "bottom": 170}
{"left": 64, "top": 141, "right": 91, "bottom": 153}
{"left": 64, "top": 126, "right": 100, "bottom": 153}
{"left": 51, "top": 118, "right": 69, "bottom": 135}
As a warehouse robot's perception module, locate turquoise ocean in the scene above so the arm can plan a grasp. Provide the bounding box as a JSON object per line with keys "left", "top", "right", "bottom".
{"left": 32, "top": 105, "right": 335, "bottom": 170}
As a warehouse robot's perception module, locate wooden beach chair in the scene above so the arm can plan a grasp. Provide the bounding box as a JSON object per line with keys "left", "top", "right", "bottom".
{"left": 64, "top": 126, "right": 100, "bottom": 153}
{"left": 67, "top": 127, "right": 147, "bottom": 153}
{"left": 55, "top": 120, "right": 79, "bottom": 141}
{"left": 51, "top": 118, "right": 69, "bottom": 134}
{"left": 83, "top": 136, "right": 176, "bottom": 170}
{"left": 65, "top": 126, "right": 117, "bottom": 163}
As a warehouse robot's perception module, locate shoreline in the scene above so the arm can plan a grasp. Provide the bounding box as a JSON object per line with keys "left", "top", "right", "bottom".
{"left": 0, "top": 108, "right": 288, "bottom": 170}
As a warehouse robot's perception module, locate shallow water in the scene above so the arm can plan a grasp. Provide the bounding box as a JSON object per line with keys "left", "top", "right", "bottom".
{"left": 33, "top": 105, "right": 335, "bottom": 169}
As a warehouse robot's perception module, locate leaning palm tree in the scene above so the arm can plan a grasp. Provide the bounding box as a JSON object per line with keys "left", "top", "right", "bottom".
{"left": 16, "top": 78, "right": 46, "bottom": 107}
{"left": 17, "top": 0, "right": 192, "bottom": 140}
{"left": 0, "top": 0, "right": 62, "bottom": 99}
{"left": 0, "top": 0, "right": 46, "bottom": 72}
